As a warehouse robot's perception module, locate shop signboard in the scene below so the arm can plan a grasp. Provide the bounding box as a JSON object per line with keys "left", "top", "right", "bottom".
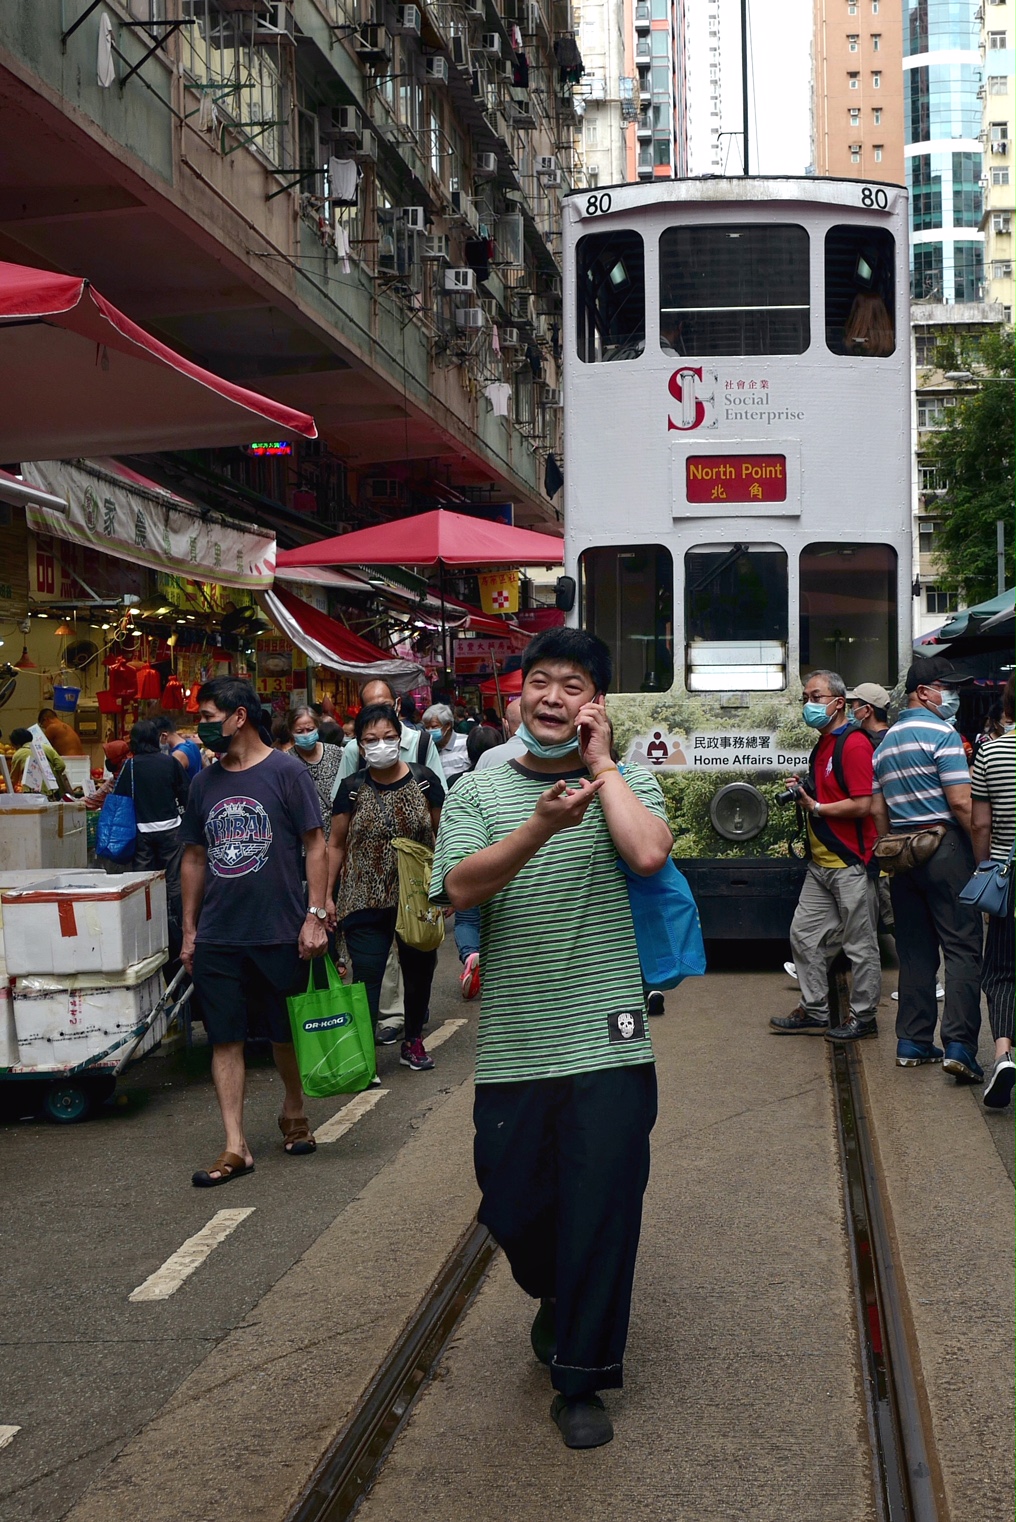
{"left": 30, "top": 532, "right": 144, "bottom": 603}
{"left": 452, "top": 637, "right": 515, "bottom": 677}
{"left": 477, "top": 569, "right": 519, "bottom": 614}
{"left": 255, "top": 634, "right": 307, "bottom": 712}
{"left": 23, "top": 459, "right": 276, "bottom": 588}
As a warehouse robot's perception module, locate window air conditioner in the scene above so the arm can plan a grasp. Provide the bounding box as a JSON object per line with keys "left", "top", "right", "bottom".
{"left": 499, "top": 326, "right": 521, "bottom": 345}
{"left": 354, "top": 25, "right": 392, "bottom": 61}
{"left": 475, "top": 151, "right": 498, "bottom": 176}
{"left": 321, "top": 104, "right": 362, "bottom": 141}
{"left": 543, "top": 387, "right": 562, "bottom": 407}
{"left": 254, "top": 3, "right": 296, "bottom": 43}
{"left": 456, "top": 306, "right": 486, "bottom": 329}
{"left": 400, "top": 206, "right": 427, "bottom": 231}
{"left": 356, "top": 129, "right": 378, "bottom": 161}
{"left": 481, "top": 32, "right": 501, "bottom": 55}
{"left": 541, "top": 170, "right": 562, "bottom": 188}
{"left": 450, "top": 34, "right": 471, "bottom": 69}
{"left": 463, "top": 0, "right": 484, "bottom": 15}
{"left": 445, "top": 267, "right": 477, "bottom": 292}
{"left": 425, "top": 56, "right": 450, "bottom": 83}
{"left": 397, "top": 5, "right": 421, "bottom": 35}
{"left": 422, "top": 234, "right": 451, "bottom": 260}
{"left": 535, "top": 155, "right": 556, "bottom": 175}
{"left": 525, "top": 1, "right": 541, "bottom": 35}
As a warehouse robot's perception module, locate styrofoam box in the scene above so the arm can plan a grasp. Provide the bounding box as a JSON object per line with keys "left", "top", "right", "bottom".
{"left": 0, "top": 797, "right": 87, "bottom": 871}
{"left": 13, "top": 952, "right": 168, "bottom": 1071}
{"left": 0, "top": 871, "right": 168, "bottom": 976}
{"left": 0, "top": 982, "right": 17, "bottom": 1068}
{"left": 0, "top": 869, "right": 94, "bottom": 981}
{"left": 61, "top": 758, "right": 92, "bottom": 793}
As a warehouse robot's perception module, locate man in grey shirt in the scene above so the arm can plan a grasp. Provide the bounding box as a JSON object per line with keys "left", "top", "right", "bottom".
{"left": 335, "top": 679, "right": 445, "bottom": 786}
{"left": 475, "top": 698, "right": 526, "bottom": 770}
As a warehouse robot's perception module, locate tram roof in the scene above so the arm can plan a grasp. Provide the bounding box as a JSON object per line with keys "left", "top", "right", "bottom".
{"left": 562, "top": 175, "right": 907, "bottom": 213}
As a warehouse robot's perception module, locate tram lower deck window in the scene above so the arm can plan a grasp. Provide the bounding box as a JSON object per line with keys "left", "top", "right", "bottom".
{"left": 579, "top": 545, "right": 673, "bottom": 692}
{"left": 659, "top": 224, "right": 810, "bottom": 356}
{"left": 799, "top": 543, "right": 898, "bottom": 689}
{"left": 825, "top": 226, "right": 896, "bottom": 356}
{"left": 576, "top": 231, "right": 646, "bottom": 363}
{"left": 685, "top": 544, "right": 788, "bottom": 690}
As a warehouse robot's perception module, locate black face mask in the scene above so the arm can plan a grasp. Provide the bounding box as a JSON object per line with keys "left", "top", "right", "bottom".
{"left": 197, "top": 719, "right": 235, "bottom": 753}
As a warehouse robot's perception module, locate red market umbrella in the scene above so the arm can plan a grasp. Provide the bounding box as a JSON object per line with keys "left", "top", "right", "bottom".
{"left": 479, "top": 667, "right": 523, "bottom": 697}
{"left": 0, "top": 260, "right": 317, "bottom": 458}
{"left": 275, "top": 508, "right": 563, "bottom": 570}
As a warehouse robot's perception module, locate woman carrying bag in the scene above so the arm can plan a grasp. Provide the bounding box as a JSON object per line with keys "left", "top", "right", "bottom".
{"left": 970, "top": 676, "right": 1016, "bottom": 1109}
{"left": 326, "top": 703, "right": 445, "bottom": 1072}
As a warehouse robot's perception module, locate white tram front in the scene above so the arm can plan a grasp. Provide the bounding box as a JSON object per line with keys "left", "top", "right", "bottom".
{"left": 560, "top": 176, "right": 912, "bottom": 937}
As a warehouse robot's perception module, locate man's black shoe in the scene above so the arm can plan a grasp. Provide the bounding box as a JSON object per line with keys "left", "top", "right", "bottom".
{"left": 530, "top": 1298, "right": 556, "bottom": 1366}
{"left": 646, "top": 990, "right": 665, "bottom": 1018}
{"left": 550, "top": 1394, "right": 613, "bottom": 1449}
{"left": 824, "top": 1015, "right": 879, "bottom": 1043}
{"left": 770, "top": 1008, "right": 829, "bottom": 1034}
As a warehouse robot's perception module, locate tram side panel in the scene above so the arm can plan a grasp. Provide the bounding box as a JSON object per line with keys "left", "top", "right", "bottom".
{"left": 561, "top": 180, "right": 912, "bottom": 937}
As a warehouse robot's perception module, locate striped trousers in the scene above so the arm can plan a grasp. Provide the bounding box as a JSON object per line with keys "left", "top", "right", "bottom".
{"left": 982, "top": 912, "right": 1015, "bottom": 1045}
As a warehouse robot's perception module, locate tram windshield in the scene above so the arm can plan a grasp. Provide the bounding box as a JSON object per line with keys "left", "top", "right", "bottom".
{"left": 579, "top": 544, "right": 673, "bottom": 691}
{"left": 825, "top": 226, "right": 896, "bottom": 356}
{"left": 685, "top": 544, "right": 788, "bottom": 691}
{"left": 799, "top": 542, "right": 898, "bottom": 688}
{"left": 576, "top": 230, "right": 646, "bottom": 363}
{"left": 659, "top": 225, "right": 810, "bottom": 356}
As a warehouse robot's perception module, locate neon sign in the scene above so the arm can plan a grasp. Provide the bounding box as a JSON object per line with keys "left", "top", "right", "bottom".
{"left": 245, "top": 441, "right": 293, "bottom": 457}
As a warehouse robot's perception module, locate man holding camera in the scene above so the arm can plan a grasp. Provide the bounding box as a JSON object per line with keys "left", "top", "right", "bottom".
{"left": 771, "top": 670, "right": 881, "bottom": 1042}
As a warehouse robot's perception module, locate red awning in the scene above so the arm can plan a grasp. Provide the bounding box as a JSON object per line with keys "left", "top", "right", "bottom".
{"left": 276, "top": 508, "right": 563, "bottom": 569}
{"left": 479, "top": 668, "right": 524, "bottom": 697}
{"left": 258, "top": 586, "right": 426, "bottom": 690}
{"left": 0, "top": 260, "right": 317, "bottom": 458}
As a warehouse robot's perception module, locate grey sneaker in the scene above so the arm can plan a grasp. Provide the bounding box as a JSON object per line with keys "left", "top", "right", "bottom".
{"left": 770, "top": 1008, "right": 829, "bottom": 1034}
{"left": 983, "top": 1054, "right": 1016, "bottom": 1110}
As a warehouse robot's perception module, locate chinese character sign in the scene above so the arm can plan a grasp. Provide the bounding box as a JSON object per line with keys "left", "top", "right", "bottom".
{"left": 478, "top": 569, "right": 520, "bottom": 614}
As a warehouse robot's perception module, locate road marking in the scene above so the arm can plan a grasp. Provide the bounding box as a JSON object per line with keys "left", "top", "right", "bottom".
{"left": 425, "top": 1017, "right": 467, "bottom": 1051}
{"left": 316, "top": 1087, "right": 389, "bottom": 1144}
{"left": 128, "top": 1209, "right": 255, "bottom": 1303}
{"left": 0, "top": 1427, "right": 20, "bottom": 1453}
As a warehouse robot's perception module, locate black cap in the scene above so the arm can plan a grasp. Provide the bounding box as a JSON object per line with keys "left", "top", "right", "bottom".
{"left": 905, "top": 655, "right": 969, "bottom": 693}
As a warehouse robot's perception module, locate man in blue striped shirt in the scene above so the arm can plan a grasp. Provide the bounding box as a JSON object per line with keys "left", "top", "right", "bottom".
{"left": 871, "top": 657, "right": 983, "bottom": 1080}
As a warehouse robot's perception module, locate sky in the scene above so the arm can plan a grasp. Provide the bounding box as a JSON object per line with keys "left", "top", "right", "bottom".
{"left": 718, "top": 0, "right": 813, "bottom": 176}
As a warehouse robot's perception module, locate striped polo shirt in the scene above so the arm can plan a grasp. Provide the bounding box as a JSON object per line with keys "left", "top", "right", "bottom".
{"left": 872, "top": 707, "right": 970, "bottom": 828}
{"left": 971, "top": 730, "right": 1016, "bottom": 860}
{"left": 430, "top": 758, "right": 669, "bottom": 1084}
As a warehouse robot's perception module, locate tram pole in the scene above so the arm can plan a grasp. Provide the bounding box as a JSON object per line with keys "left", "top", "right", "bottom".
{"left": 740, "top": 0, "right": 750, "bottom": 175}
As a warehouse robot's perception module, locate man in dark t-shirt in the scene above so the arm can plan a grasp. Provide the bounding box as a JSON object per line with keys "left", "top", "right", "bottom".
{"left": 180, "top": 678, "right": 328, "bottom": 1188}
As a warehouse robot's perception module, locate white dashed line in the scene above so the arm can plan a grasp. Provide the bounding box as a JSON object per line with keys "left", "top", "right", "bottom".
{"left": 128, "top": 1209, "right": 255, "bottom": 1302}
{"left": 424, "top": 1018, "right": 468, "bottom": 1051}
{"left": 0, "top": 1427, "right": 20, "bottom": 1453}
{"left": 316, "top": 1087, "right": 389, "bottom": 1144}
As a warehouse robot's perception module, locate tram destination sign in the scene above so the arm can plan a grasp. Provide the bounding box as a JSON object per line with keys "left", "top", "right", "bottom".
{"left": 685, "top": 454, "right": 787, "bottom": 504}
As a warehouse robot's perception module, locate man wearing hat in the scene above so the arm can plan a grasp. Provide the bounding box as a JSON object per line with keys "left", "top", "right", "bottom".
{"left": 847, "top": 683, "right": 891, "bottom": 747}
{"left": 870, "top": 657, "right": 983, "bottom": 1081}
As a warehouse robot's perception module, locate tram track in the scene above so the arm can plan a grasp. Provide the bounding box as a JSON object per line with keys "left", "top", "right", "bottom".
{"left": 828, "top": 967, "right": 941, "bottom": 1522}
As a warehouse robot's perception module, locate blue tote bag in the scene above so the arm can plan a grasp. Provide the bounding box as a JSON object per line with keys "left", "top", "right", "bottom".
{"left": 96, "top": 759, "right": 137, "bottom": 863}
{"left": 618, "top": 857, "right": 707, "bottom": 991}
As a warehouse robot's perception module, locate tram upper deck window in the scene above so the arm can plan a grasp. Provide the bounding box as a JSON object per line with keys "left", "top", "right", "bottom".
{"left": 658, "top": 225, "right": 809, "bottom": 356}
{"left": 579, "top": 545, "right": 673, "bottom": 692}
{"left": 576, "top": 231, "right": 646, "bottom": 363}
{"left": 799, "top": 543, "right": 898, "bottom": 689}
{"left": 825, "top": 226, "right": 895, "bottom": 356}
{"left": 685, "top": 544, "right": 788, "bottom": 691}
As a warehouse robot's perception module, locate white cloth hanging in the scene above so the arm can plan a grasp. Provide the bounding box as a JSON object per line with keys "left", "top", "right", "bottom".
{"left": 484, "top": 382, "right": 511, "bottom": 417}
{"left": 329, "top": 158, "right": 359, "bottom": 204}
{"left": 334, "top": 222, "right": 352, "bottom": 274}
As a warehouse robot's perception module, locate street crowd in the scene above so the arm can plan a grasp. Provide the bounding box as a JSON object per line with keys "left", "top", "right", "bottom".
{"left": 774, "top": 657, "right": 1015, "bottom": 1111}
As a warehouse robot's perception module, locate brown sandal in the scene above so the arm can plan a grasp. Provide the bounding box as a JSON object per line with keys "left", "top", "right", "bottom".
{"left": 192, "top": 1150, "right": 255, "bottom": 1188}
{"left": 279, "top": 1115, "right": 317, "bottom": 1156}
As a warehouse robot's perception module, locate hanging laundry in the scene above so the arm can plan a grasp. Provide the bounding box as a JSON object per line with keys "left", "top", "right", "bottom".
{"left": 513, "top": 51, "right": 530, "bottom": 88}
{"left": 544, "top": 452, "right": 564, "bottom": 498}
{"left": 526, "top": 342, "right": 543, "bottom": 378}
{"left": 465, "top": 237, "right": 491, "bottom": 282}
{"left": 334, "top": 222, "right": 352, "bottom": 274}
{"left": 492, "top": 324, "right": 502, "bottom": 357}
{"left": 328, "top": 157, "right": 359, "bottom": 205}
{"left": 553, "top": 36, "right": 584, "bottom": 84}
{"left": 510, "top": 23, "right": 523, "bottom": 51}
{"left": 551, "top": 321, "right": 562, "bottom": 362}
{"left": 484, "top": 381, "right": 512, "bottom": 417}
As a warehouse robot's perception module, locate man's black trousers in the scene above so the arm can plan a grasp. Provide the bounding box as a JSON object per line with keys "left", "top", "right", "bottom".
{"left": 473, "top": 1063, "right": 657, "bottom": 1401}
{"left": 889, "top": 824, "right": 982, "bottom": 1049}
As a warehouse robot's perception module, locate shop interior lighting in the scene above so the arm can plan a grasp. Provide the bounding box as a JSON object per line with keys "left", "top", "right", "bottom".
{"left": 14, "top": 646, "right": 36, "bottom": 669}
{"left": 55, "top": 621, "right": 75, "bottom": 636}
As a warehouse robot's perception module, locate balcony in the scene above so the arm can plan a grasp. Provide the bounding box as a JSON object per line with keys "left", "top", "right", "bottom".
{"left": 634, "top": 2, "right": 651, "bottom": 32}
{"left": 634, "top": 38, "right": 652, "bottom": 64}
{"left": 636, "top": 115, "right": 653, "bottom": 141}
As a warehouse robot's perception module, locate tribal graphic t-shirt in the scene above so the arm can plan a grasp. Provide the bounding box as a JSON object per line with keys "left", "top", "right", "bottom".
{"left": 180, "top": 750, "right": 323, "bottom": 945}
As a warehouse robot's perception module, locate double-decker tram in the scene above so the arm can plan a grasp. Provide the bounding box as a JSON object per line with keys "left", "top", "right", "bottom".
{"left": 561, "top": 176, "right": 912, "bottom": 938}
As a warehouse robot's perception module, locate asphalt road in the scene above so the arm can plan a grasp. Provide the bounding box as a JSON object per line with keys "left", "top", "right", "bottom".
{"left": 0, "top": 947, "right": 478, "bottom": 1522}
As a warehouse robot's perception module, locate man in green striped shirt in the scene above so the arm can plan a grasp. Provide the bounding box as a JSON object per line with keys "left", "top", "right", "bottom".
{"left": 431, "top": 628, "right": 673, "bottom": 1450}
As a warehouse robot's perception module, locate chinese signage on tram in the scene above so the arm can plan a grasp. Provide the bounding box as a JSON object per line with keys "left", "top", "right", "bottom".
{"left": 625, "top": 729, "right": 811, "bottom": 773}
{"left": 685, "top": 455, "right": 787, "bottom": 504}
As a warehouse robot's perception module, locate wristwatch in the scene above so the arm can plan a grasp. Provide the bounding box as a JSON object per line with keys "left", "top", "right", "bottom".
{"left": 306, "top": 906, "right": 328, "bottom": 921}
{"left": 813, "top": 802, "right": 822, "bottom": 818}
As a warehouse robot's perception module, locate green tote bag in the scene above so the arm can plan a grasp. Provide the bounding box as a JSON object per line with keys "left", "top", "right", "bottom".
{"left": 286, "top": 956, "right": 376, "bottom": 1097}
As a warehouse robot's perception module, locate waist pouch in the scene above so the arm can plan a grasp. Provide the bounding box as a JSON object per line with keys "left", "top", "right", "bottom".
{"left": 873, "top": 824, "right": 947, "bottom": 876}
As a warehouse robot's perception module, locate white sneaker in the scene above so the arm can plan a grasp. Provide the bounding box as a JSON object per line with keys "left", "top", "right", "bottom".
{"left": 783, "top": 961, "right": 798, "bottom": 981}
{"left": 890, "top": 986, "right": 945, "bottom": 1001}
{"left": 983, "top": 1054, "right": 1016, "bottom": 1110}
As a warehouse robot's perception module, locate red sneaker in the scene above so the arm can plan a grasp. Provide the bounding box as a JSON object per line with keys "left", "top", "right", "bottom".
{"left": 400, "top": 1038, "right": 435, "bottom": 1071}
{"left": 459, "top": 952, "right": 481, "bottom": 1001}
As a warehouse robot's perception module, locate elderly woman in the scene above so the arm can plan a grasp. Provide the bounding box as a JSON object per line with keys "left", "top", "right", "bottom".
{"left": 971, "top": 675, "right": 1016, "bottom": 1109}
{"left": 288, "top": 705, "right": 342, "bottom": 839}
{"left": 422, "top": 703, "right": 471, "bottom": 785}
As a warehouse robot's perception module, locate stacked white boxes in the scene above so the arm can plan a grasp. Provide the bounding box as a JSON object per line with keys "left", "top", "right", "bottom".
{"left": 0, "top": 869, "right": 94, "bottom": 1068}
{"left": 0, "top": 797, "right": 88, "bottom": 872}
{"left": 0, "top": 872, "right": 169, "bottom": 1072}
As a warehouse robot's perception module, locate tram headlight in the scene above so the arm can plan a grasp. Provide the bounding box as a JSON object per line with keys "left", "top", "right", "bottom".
{"left": 708, "top": 782, "right": 769, "bottom": 843}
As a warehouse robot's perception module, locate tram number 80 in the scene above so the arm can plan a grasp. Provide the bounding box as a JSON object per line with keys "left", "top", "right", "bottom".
{"left": 585, "top": 193, "right": 613, "bottom": 216}
{"left": 860, "top": 186, "right": 889, "bottom": 209}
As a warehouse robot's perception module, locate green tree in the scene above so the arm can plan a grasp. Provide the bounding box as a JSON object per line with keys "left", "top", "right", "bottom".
{"left": 924, "top": 329, "right": 1014, "bottom": 602}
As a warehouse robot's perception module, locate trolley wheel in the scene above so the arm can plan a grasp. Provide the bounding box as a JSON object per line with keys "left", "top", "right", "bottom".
{"left": 43, "top": 1081, "right": 96, "bottom": 1124}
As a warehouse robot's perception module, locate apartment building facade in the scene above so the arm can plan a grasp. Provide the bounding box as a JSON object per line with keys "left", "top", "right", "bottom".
{"left": 629, "top": 0, "right": 687, "bottom": 180}
{"left": 979, "top": 0, "right": 1014, "bottom": 319}
{"left": 570, "top": 0, "right": 632, "bottom": 189}
{"left": 0, "top": 0, "right": 581, "bottom": 535}
{"left": 812, "top": 0, "right": 904, "bottom": 184}
{"left": 684, "top": 0, "right": 722, "bottom": 175}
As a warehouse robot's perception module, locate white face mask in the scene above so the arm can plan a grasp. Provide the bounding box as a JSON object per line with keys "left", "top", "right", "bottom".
{"left": 363, "top": 738, "right": 400, "bottom": 768}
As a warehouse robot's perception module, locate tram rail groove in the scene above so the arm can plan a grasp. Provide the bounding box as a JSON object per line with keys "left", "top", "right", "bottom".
{"left": 287, "top": 1220, "right": 498, "bottom": 1522}
{"left": 830, "top": 1026, "right": 941, "bottom": 1522}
